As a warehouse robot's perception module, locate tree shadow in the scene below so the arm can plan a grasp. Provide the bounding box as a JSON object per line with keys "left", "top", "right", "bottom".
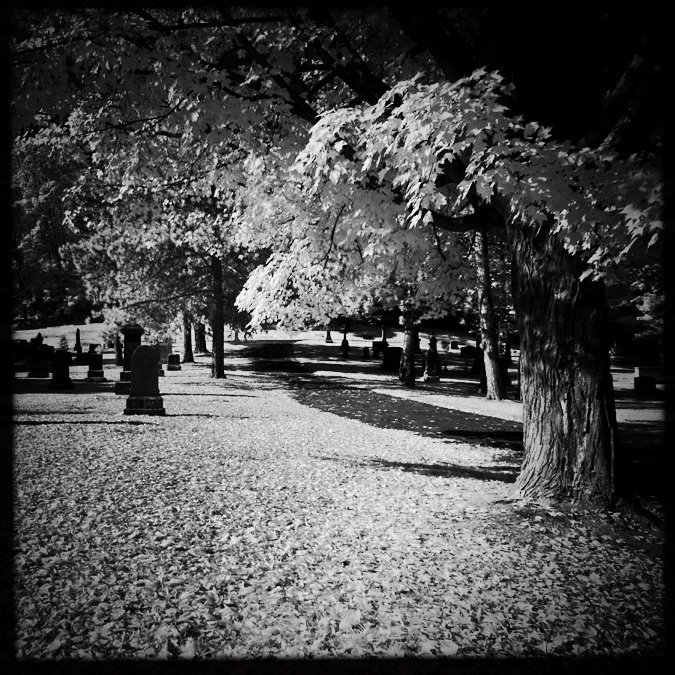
{"left": 366, "top": 458, "right": 519, "bottom": 483}
{"left": 11, "top": 379, "right": 117, "bottom": 395}
{"left": 13, "top": 419, "right": 150, "bottom": 426}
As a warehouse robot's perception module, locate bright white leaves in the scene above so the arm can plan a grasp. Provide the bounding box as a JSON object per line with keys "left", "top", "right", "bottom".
{"left": 12, "top": 374, "right": 665, "bottom": 658}
{"left": 295, "top": 69, "right": 663, "bottom": 281}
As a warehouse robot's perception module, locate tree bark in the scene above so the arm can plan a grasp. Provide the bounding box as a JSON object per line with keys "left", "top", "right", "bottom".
{"left": 475, "top": 226, "right": 507, "bottom": 400}
{"left": 210, "top": 255, "right": 226, "bottom": 378}
{"left": 508, "top": 222, "right": 619, "bottom": 506}
{"left": 194, "top": 322, "right": 208, "bottom": 354}
{"left": 399, "top": 313, "right": 416, "bottom": 388}
{"left": 182, "top": 312, "right": 194, "bottom": 363}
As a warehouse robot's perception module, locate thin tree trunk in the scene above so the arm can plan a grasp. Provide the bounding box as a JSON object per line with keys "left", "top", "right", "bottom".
{"left": 399, "top": 312, "right": 416, "bottom": 387}
{"left": 182, "top": 312, "right": 194, "bottom": 363}
{"left": 508, "top": 223, "right": 619, "bottom": 506}
{"left": 476, "top": 226, "right": 506, "bottom": 400}
{"left": 210, "top": 255, "right": 225, "bottom": 379}
{"left": 194, "top": 322, "right": 208, "bottom": 354}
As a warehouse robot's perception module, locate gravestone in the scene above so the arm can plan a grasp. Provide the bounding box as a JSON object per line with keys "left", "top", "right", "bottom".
{"left": 87, "top": 344, "right": 101, "bottom": 366}
{"left": 499, "top": 355, "right": 512, "bottom": 386}
{"left": 450, "top": 340, "right": 459, "bottom": 350}
{"left": 75, "top": 328, "right": 87, "bottom": 364}
{"left": 48, "top": 350, "right": 74, "bottom": 390}
{"left": 153, "top": 346, "right": 165, "bottom": 377}
{"left": 167, "top": 353, "right": 182, "bottom": 371}
{"left": 27, "top": 339, "right": 50, "bottom": 378}
{"left": 460, "top": 345, "right": 480, "bottom": 358}
{"left": 372, "top": 340, "right": 384, "bottom": 359}
{"left": 325, "top": 329, "right": 333, "bottom": 344}
{"left": 423, "top": 336, "right": 441, "bottom": 382}
{"left": 380, "top": 346, "right": 403, "bottom": 372}
{"left": 115, "top": 323, "right": 144, "bottom": 395}
{"left": 114, "top": 333, "right": 124, "bottom": 366}
{"left": 124, "top": 345, "right": 166, "bottom": 416}
{"left": 158, "top": 342, "right": 172, "bottom": 363}
{"left": 634, "top": 366, "right": 657, "bottom": 394}
{"left": 362, "top": 346, "right": 370, "bottom": 359}
{"left": 339, "top": 331, "right": 350, "bottom": 357}
{"left": 85, "top": 353, "right": 106, "bottom": 382}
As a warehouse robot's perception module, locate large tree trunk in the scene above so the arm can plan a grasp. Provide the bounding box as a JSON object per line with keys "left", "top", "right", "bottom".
{"left": 210, "top": 255, "right": 226, "bottom": 378}
{"left": 399, "top": 312, "right": 416, "bottom": 388}
{"left": 182, "top": 312, "right": 194, "bottom": 363}
{"left": 508, "top": 224, "right": 619, "bottom": 506}
{"left": 476, "top": 226, "right": 507, "bottom": 400}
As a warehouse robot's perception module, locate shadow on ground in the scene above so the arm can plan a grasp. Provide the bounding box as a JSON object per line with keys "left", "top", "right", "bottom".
{"left": 242, "top": 340, "right": 666, "bottom": 500}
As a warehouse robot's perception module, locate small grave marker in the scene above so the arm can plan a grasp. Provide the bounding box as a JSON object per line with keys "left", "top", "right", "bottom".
{"left": 167, "top": 353, "right": 182, "bottom": 371}
{"left": 85, "top": 353, "right": 106, "bottom": 382}
{"left": 124, "top": 345, "right": 166, "bottom": 416}
{"left": 380, "top": 346, "right": 403, "bottom": 372}
{"left": 634, "top": 366, "right": 657, "bottom": 394}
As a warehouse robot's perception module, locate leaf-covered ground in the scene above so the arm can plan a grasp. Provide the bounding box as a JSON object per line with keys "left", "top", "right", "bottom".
{"left": 12, "top": 343, "right": 665, "bottom": 660}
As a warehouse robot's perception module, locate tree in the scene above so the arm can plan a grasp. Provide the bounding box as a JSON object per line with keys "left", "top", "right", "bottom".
{"left": 295, "top": 66, "right": 661, "bottom": 506}
{"left": 10, "top": 7, "right": 664, "bottom": 508}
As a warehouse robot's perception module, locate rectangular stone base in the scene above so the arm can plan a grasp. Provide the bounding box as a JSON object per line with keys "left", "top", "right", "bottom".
{"left": 124, "top": 395, "right": 165, "bottom": 416}
{"left": 28, "top": 371, "right": 50, "bottom": 378}
{"left": 114, "top": 381, "right": 131, "bottom": 395}
{"left": 85, "top": 376, "right": 107, "bottom": 383}
{"left": 86, "top": 370, "right": 106, "bottom": 382}
{"left": 167, "top": 365, "right": 182, "bottom": 371}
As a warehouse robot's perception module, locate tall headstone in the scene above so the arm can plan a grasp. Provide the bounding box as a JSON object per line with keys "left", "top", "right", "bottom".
{"left": 115, "top": 323, "right": 144, "bottom": 395}
{"left": 75, "top": 328, "right": 87, "bottom": 364}
{"left": 124, "top": 345, "right": 166, "bottom": 416}
{"left": 114, "top": 333, "right": 124, "bottom": 366}
{"left": 48, "top": 350, "right": 74, "bottom": 390}
{"left": 167, "top": 353, "right": 182, "bottom": 371}
{"left": 372, "top": 340, "right": 384, "bottom": 359}
{"left": 85, "top": 353, "right": 106, "bottom": 382}
{"left": 325, "top": 329, "right": 333, "bottom": 344}
{"left": 339, "top": 329, "right": 350, "bottom": 357}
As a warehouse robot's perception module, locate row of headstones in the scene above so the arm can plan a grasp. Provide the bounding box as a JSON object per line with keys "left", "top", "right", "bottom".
{"left": 327, "top": 327, "right": 449, "bottom": 382}
{"left": 21, "top": 325, "right": 180, "bottom": 414}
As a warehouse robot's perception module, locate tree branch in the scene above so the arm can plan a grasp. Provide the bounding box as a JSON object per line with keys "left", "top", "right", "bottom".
{"left": 321, "top": 204, "right": 346, "bottom": 268}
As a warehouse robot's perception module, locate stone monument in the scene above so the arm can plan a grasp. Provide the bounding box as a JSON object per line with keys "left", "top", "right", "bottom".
{"left": 124, "top": 345, "right": 166, "bottom": 416}
{"left": 85, "top": 353, "right": 106, "bottom": 382}
{"left": 167, "top": 354, "right": 182, "bottom": 371}
{"left": 115, "top": 323, "right": 144, "bottom": 395}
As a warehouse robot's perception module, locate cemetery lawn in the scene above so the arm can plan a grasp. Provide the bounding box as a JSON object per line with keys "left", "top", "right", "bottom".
{"left": 11, "top": 335, "right": 666, "bottom": 660}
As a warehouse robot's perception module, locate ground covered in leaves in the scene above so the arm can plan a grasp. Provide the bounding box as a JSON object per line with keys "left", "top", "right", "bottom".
{"left": 12, "top": 340, "right": 665, "bottom": 660}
